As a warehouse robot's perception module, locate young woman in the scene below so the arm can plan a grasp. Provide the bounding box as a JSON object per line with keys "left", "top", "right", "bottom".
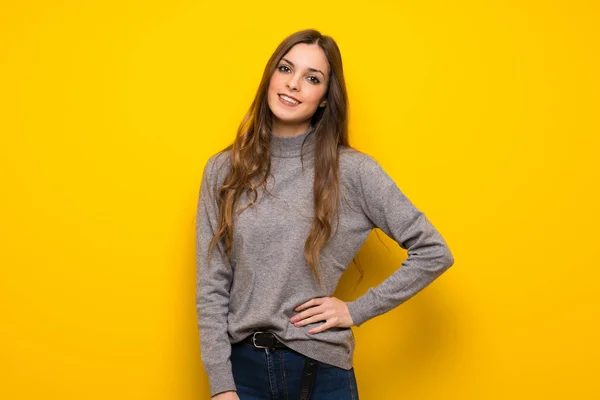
{"left": 196, "top": 29, "right": 454, "bottom": 400}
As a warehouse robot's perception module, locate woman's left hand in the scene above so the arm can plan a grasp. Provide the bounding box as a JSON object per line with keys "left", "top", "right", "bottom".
{"left": 290, "top": 296, "right": 355, "bottom": 334}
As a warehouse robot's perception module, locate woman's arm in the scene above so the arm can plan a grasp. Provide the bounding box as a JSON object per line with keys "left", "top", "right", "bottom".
{"left": 345, "top": 155, "right": 455, "bottom": 327}
{"left": 196, "top": 154, "right": 237, "bottom": 397}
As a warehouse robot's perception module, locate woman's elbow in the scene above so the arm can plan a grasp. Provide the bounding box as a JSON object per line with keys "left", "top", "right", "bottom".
{"left": 440, "top": 245, "right": 455, "bottom": 270}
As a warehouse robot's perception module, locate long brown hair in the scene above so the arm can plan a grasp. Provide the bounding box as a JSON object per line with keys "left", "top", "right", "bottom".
{"left": 209, "top": 29, "right": 349, "bottom": 284}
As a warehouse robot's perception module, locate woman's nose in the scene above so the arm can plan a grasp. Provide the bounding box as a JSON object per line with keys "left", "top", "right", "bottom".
{"left": 286, "top": 75, "right": 300, "bottom": 91}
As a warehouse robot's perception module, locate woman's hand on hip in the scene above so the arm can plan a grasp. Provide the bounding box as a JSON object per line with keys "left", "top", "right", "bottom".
{"left": 290, "top": 296, "right": 355, "bottom": 334}
{"left": 211, "top": 391, "right": 239, "bottom": 400}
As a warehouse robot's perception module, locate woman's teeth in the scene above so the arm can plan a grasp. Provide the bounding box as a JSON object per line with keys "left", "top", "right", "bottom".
{"left": 279, "top": 94, "right": 300, "bottom": 105}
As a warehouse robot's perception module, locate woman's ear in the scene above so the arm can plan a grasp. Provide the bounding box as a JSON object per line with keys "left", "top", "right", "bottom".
{"left": 319, "top": 99, "right": 327, "bottom": 108}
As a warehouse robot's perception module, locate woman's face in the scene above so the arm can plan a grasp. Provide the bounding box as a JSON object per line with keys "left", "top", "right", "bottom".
{"left": 267, "top": 43, "right": 329, "bottom": 135}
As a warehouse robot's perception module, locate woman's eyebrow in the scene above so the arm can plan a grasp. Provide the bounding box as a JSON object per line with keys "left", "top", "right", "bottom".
{"left": 281, "top": 57, "right": 325, "bottom": 78}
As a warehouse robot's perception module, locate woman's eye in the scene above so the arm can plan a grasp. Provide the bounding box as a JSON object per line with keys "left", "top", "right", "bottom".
{"left": 277, "top": 65, "right": 319, "bottom": 84}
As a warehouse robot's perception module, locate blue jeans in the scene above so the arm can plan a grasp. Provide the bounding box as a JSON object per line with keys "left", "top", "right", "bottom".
{"left": 231, "top": 338, "right": 359, "bottom": 400}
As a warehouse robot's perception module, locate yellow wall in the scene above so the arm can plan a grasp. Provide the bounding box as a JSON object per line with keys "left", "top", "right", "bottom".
{"left": 1, "top": 1, "right": 598, "bottom": 399}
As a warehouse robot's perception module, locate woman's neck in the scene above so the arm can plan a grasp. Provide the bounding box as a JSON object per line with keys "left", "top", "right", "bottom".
{"left": 269, "top": 125, "right": 315, "bottom": 158}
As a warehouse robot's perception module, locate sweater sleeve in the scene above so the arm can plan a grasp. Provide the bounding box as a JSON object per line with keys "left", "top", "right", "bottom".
{"left": 196, "top": 155, "right": 237, "bottom": 397}
{"left": 345, "top": 155, "right": 455, "bottom": 327}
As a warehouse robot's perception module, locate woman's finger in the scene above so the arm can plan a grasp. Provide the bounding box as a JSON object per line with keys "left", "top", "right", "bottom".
{"left": 291, "top": 303, "right": 325, "bottom": 323}
{"left": 308, "top": 319, "right": 337, "bottom": 334}
{"left": 294, "top": 310, "right": 328, "bottom": 327}
{"left": 294, "top": 297, "right": 325, "bottom": 312}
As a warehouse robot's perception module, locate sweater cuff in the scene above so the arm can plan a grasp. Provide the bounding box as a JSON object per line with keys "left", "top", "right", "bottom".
{"left": 346, "top": 297, "right": 373, "bottom": 328}
{"left": 206, "top": 362, "right": 237, "bottom": 397}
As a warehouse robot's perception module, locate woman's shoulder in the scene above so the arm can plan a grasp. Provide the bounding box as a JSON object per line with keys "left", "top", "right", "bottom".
{"left": 206, "top": 148, "right": 232, "bottom": 167}
{"left": 339, "top": 146, "right": 379, "bottom": 176}
{"left": 337, "top": 147, "right": 391, "bottom": 206}
{"left": 203, "top": 148, "right": 233, "bottom": 184}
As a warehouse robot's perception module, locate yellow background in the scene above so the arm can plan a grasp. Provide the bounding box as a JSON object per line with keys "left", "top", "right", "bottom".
{"left": 1, "top": 1, "right": 598, "bottom": 399}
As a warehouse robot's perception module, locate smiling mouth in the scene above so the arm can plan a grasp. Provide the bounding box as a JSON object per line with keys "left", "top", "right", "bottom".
{"left": 278, "top": 94, "right": 301, "bottom": 105}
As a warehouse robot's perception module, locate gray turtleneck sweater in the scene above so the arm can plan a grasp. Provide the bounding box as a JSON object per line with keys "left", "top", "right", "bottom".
{"left": 196, "top": 127, "right": 454, "bottom": 397}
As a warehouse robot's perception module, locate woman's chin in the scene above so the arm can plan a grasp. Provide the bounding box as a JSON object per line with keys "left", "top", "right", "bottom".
{"left": 271, "top": 109, "right": 303, "bottom": 124}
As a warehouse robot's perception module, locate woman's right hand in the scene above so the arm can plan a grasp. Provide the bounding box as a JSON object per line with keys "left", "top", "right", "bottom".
{"left": 211, "top": 390, "right": 240, "bottom": 400}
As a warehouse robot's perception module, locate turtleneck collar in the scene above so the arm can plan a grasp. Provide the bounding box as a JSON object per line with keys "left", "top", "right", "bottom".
{"left": 270, "top": 125, "right": 316, "bottom": 158}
